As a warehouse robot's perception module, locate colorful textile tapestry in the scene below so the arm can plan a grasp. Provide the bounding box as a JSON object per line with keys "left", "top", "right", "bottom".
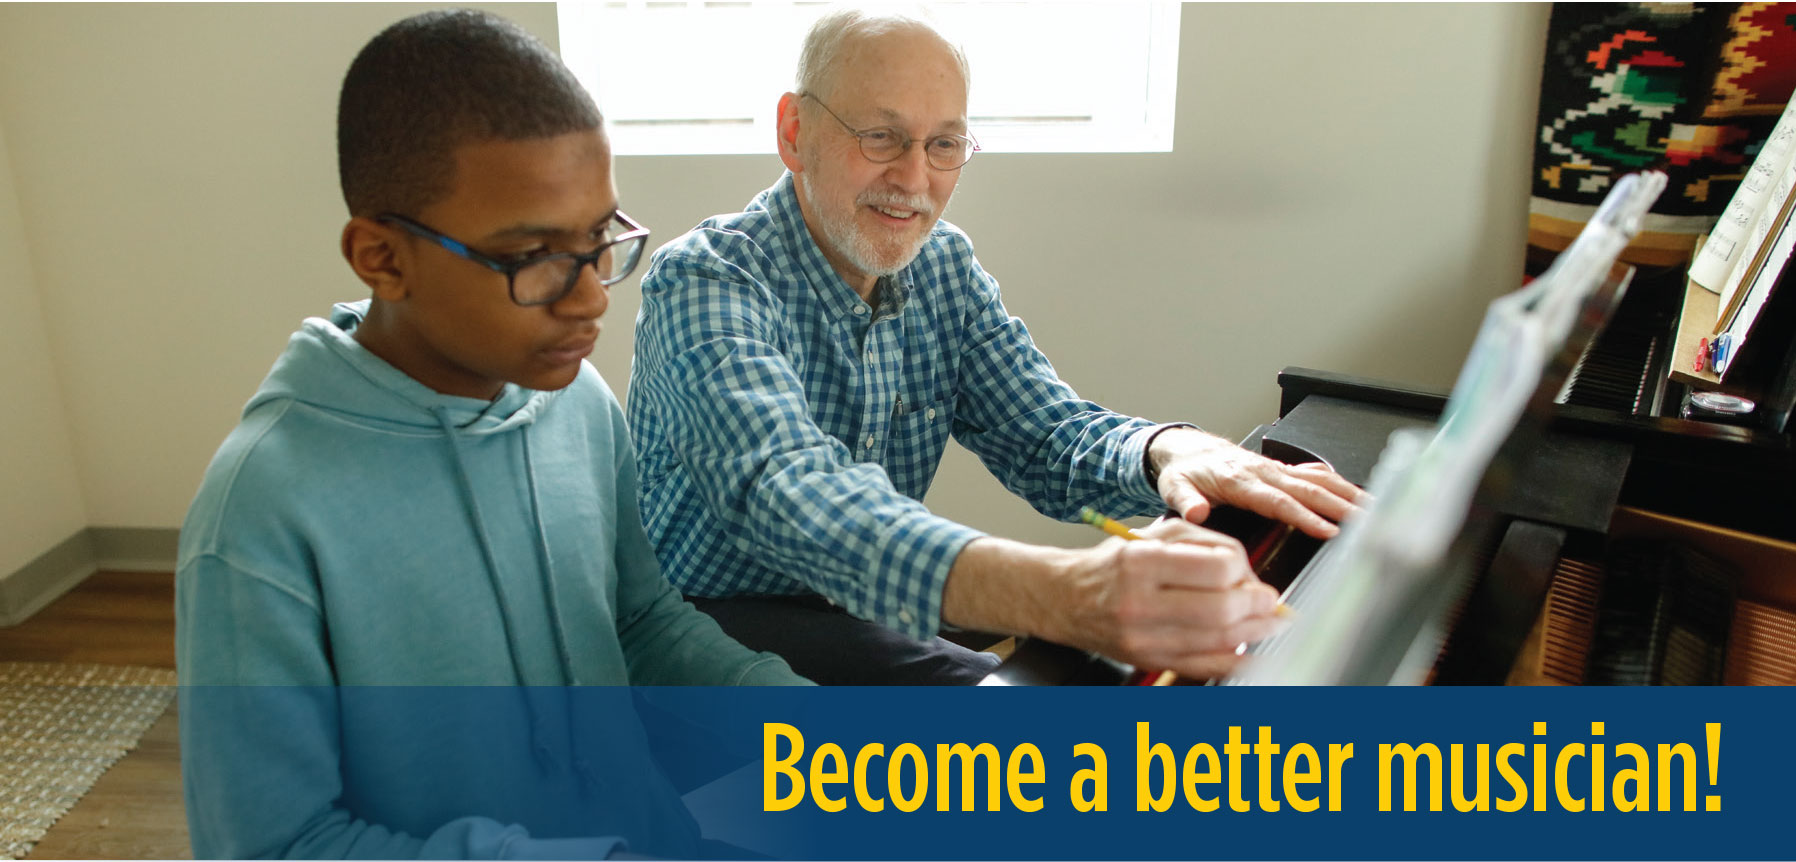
{"left": 1530, "top": 2, "right": 1796, "bottom": 268}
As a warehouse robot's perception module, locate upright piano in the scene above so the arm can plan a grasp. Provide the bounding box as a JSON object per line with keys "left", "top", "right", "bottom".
{"left": 988, "top": 262, "right": 1796, "bottom": 687}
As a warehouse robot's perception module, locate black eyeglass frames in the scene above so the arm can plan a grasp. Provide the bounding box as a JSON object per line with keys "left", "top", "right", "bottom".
{"left": 377, "top": 210, "right": 650, "bottom": 307}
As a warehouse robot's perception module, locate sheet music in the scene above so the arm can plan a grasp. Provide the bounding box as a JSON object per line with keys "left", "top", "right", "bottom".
{"left": 1719, "top": 187, "right": 1796, "bottom": 377}
{"left": 1716, "top": 141, "right": 1796, "bottom": 322}
{"left": 1689, "top": 93, "right": 1796, "bottom": 301}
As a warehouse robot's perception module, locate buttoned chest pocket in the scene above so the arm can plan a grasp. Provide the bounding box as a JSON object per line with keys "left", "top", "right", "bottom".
{"left": 884, "top": 398, "right": 954, "bottom": 499}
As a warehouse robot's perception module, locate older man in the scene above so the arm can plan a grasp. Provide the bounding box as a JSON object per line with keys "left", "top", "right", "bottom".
{"left": 628, "top": 9, "right": 1364, "bottom": 684}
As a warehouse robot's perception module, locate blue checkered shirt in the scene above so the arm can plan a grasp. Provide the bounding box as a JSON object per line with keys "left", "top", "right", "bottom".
{"left": 628, "top": 172, "right": 1167, "bottom": 640}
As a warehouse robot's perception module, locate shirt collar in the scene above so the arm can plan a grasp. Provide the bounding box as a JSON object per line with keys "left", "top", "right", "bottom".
{"left": 766, "top": 171, "right": 913, "bottom": 322}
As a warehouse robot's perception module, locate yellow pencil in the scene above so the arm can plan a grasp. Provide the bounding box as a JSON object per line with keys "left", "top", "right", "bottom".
{"left": 1076, "top": 507, "right": 1293, "bottom": 619}
{"left": 1077, "top": 506, "right": 1143, "bottom": 540}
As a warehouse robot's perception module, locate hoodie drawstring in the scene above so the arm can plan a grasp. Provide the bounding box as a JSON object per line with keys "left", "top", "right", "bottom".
{"left": 434, "top": 407, "right": 557, "bottom": 769}
{"left": 520, "top": 433, "right": 579, "bottom": 681}
{"left": 520, "top": 433, "right": 600, "bottom": 792}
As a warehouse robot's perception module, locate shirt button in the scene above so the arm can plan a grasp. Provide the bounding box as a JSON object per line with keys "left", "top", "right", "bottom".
{"left": 865, "top": 434, "right": 876, "bottom": 449}
{"left": 925, "top": 408, "right": 937, "bottom": 420}
{"left": 899, "top": 609, "right": 915, "bottom": 625}
{"left": 866, "top": 350, "right": 875, "bottom": 362}
{"left": 854, "top": 305, "right": 868, "bottom": 315}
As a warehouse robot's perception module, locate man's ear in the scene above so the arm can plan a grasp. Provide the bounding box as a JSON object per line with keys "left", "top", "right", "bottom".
{"left": 341, "top": 216, "right": 408, "bottom": 302}
{"left": 776, "top": 91, "right": 805, "bottom": 174}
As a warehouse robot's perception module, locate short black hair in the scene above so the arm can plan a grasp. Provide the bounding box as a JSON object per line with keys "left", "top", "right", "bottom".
{"left": 337, "top": 9, "right": 603, "bottom": 217}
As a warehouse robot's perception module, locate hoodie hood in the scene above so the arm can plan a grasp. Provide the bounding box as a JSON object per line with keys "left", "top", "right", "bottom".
{"left": 248, "top": 300, "right": 557, "bottom": 436}
{"left": 242, "top": 300, "right": 578, "bottom": 749}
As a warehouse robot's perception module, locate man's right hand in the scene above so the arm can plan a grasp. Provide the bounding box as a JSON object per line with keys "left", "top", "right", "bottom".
{"left": 941, "top": 520, "right": 1287, "bottom": 681}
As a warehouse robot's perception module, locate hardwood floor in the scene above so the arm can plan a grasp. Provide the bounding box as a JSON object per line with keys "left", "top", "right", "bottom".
{"left": 0, "top": 571, "right": 175, "bottom": 669}
{"left": 0, "top": 570, "right": 187, "bottom": 859}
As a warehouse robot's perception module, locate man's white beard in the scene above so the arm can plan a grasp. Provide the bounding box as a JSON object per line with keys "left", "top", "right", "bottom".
{"left": 802, "top": 175, "right": 936, "bottom": 278}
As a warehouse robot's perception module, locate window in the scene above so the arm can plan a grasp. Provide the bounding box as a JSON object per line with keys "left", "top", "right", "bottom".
{"left": 556, "top": 1, "right": 1180, "bottom": 156}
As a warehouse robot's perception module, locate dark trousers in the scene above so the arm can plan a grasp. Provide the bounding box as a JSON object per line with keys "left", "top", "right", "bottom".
{"left": 689, "top": 595, "right": 1002, "bottom": 685}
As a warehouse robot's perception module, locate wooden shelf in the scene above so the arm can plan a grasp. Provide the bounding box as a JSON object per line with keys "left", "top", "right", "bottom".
{"left": 1669, "top": 279, "right": 1724, "bottom": 389}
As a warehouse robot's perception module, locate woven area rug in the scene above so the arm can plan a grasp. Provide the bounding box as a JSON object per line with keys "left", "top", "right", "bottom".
{"left": 0, "top": 662, "right": 176, "bottom": 860}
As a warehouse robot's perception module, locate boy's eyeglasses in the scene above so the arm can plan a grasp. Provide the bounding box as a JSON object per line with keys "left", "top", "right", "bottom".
{"left": 377, "top": 211, "right": 650, "bottom": 307}
{"left": 800, "top": 92, "right": 979, "bottom": 171}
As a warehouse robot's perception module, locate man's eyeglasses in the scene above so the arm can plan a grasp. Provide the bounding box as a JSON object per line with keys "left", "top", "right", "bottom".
{"left": 377, "top": 211, "right": 650, "bottom": 307}
{"left": 800, "top": 92, "right": 979, "bottom": 171}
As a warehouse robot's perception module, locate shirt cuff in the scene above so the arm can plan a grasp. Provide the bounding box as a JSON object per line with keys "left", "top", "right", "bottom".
{"left": 1129, "top": 422, "right": 1201, "bottom": 506}
{"left": 859, "top": 510, "right": 986, "bottom": 641}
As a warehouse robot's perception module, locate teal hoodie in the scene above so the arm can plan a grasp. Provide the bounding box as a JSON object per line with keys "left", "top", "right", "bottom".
{"left": 177, "top": 301, "right": 807, "bottom": 859}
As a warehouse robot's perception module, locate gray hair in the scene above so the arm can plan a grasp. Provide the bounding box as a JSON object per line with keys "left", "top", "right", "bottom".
{"left": 794, "top": 6, "right": 970, "bottom": 101}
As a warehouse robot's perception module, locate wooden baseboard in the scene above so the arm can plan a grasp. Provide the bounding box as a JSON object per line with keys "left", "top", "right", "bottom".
{"left": 1, "top": 527, "right": 178, "bottom": 627}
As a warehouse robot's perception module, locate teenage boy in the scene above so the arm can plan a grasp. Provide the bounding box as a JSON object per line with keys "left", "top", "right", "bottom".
{"left": 176, "top": 10, "right": 807, "bottom": 859}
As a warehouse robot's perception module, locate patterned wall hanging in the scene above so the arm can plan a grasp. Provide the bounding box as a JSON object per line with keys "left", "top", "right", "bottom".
{"left": 1529, "top": 2, "right": 1796, "bottom": 269}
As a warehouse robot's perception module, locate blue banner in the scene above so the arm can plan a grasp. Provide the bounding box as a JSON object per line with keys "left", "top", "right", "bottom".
{"left": 180, "top": 685, "right": 1794, "bottom": 859}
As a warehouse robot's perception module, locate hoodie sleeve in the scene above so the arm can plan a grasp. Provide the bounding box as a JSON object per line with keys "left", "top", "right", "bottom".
{"left": 178, "top": 551, "right": 630, "bottom": 859}
{"left": 599, "top": 394, "right": 813, "bottom": 686}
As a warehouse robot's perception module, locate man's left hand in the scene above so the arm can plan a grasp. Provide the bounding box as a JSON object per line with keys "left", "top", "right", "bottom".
{"left": 1149, "top": 427, "right": 1366, "bottom": 539}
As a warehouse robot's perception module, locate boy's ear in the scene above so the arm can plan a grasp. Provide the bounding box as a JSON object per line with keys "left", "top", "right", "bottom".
{"left": 341, "top": 217, "right": 409, "bottom": 301}
{"left": 776, "top": 91, "right": 804, "bottom": 174}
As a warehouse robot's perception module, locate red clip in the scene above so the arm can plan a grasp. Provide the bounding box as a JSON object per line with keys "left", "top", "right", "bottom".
{"left": 1695, "top": 337, "right": 1709, "bottom": 372}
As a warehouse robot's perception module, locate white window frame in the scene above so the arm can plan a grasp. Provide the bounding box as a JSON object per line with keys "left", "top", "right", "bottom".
{"left": 556, "top": 1, "right": 1180, "bottom": 156}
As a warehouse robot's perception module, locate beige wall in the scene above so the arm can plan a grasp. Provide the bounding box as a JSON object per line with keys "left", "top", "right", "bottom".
{"left": 0, "top": 3, "right": 560, "bottom": 540}
{"left": 0, "top": 111, "right": 89, "bottom": 575}
{"left": 0, "top": 2, "right": 1548, "bottom": 564}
